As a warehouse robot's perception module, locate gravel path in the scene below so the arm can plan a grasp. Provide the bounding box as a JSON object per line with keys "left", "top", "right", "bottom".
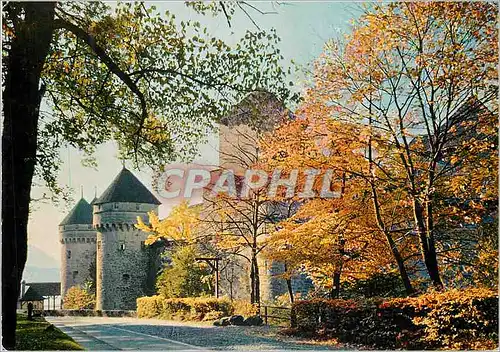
{"left": 47, "top": 316, "right": 344, "bottom": 351}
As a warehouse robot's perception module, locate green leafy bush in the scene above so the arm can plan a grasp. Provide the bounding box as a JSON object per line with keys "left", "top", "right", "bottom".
{"left": 292, "top": 288, "right": 498, "bottom": 349}
{"left": 137, "top": 296, "right": 234, "bottom": 321}
{"left": 156, "top": 246, "right": 213, "bottom": 298}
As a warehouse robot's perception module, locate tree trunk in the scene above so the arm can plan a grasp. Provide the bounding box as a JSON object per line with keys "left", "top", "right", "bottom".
{"left": 2, "top": 3, "right": 56, "bottom": 348}
{"left": 366, "top": 106, "right": 414, "bottom": 296}
{"left": 330, "top": 271, "right": 341, "bottom": 299}
{"left": 286, "top": 278, "right": 294, "bottom": 303}
{"left": 252, "top": 255, "right": 260, "bottom": 306}
{"left": 330, "top": 239, "right": 344, "bottom": 299}
{"left": 414, "top": 199, "right": 443, "bottom": 289}
{"left": 371, "top": 185, "right": 414, "bottom": 295}
{"left": 387, "top": 235, "right": 415, "bottom": 295}
{"left": 249, "top": 261, "right": 255, "bottom": 304}
{"left": 284, "top": 263, "right": 294, "bottom": 304}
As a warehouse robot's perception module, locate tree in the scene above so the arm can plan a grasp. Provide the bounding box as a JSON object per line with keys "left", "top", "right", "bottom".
{"left": 200, "top": 92, "right": 290, "bottom": 305}
{"left": 137, "top": 201, "right": 218, "bottom": 298}
{"left": 261, "top": 116, "right": 418, "bottom": 295}
{"left": 156, "top": 245, "right": 213, "bottom": 298}
{"left": 62, "top": 285, "right": 95, "bottom": 310}
{"left": 84, "top": 255, "right": 96, "bottom": 294}
{"left": 285, "top": 2, "right": 497, "bottom": 290}
{"left": 2, "top": 2, "right": 293, "bottom": 346}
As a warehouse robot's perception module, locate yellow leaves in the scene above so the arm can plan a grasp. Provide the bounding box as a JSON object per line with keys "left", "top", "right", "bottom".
{"left": 136, "top": 201, "right": 199, "bottom": 245}
{"left": 62, "top": 286, "right": 95, "bottom": 309}
{"left": 63, "top": 61, "right": 70, "bottom": 73}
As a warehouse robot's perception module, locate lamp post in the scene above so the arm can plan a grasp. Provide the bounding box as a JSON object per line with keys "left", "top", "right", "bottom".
{"left": 195, "top": 257, "right": 221, "bottom": 298}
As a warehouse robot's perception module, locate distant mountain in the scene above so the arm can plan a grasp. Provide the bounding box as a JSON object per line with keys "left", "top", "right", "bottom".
{"left": 23, "top": 266, "right": 60, "bottom": 283}
{"left": 23, "top": 245, "right": 60, "bottom": 283}
{"left": 26, "top": 245, "right": 59, "bottom": 268}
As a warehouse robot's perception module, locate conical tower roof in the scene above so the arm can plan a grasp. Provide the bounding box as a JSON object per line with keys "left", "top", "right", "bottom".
{"left": 94, "top": 167, "right": 161, "bottom": 205}
{"left": 60, "top": 198, "right": 93, "bottom": 225}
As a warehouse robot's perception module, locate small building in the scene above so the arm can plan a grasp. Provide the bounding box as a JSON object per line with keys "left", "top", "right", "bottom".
{"left": 19, "top": 287, "right": 44, "bottom": 311}
{"left": 25, "top": 282, "right": 61, "bottom": 310}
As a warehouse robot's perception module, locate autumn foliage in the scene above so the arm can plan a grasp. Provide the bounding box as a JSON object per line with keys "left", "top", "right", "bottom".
{"left": 262, "top": 1, "right": 498, "bottom": 296}
{"left": 62, "top": 286, "right": 95, "bottom": 310}
{"left": 292, "top": 288, "right": 498, "bottom": 349}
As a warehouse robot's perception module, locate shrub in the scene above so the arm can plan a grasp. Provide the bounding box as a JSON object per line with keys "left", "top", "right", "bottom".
{"left": 232, "top": 300, "right": 258, "bottom": 317}
{"left": 383, "top": 288, "right": 498, "bottom": 350}
{"left": 292, "top": 288, "right": 498, "bottom": 349}
{"left": 136, "top": 296, "right": 162, "bottom": 318}
{"left": 62, "top": 286, "right": 95, "bottom": 310}
{"left": 137, "top": 296, "right": 234, "bottom": 321}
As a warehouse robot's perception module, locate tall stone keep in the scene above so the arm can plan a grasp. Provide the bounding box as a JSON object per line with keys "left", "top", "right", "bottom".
{"left": 94, "top": 167, "right": 161, "bottom": 310}
{"left": 59, "top": 198, "right": 96, "bottom": 298}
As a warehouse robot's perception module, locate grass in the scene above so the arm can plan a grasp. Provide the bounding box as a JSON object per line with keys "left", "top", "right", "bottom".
{"left": 15, "top": 314, "right": 83, "bottom": 350}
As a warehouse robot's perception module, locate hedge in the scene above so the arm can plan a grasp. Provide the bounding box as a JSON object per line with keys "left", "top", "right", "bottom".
{"left": 292, "top": 288, "right": 498, "bottom": 349}
{"left": 44, "top": 310, "right": 136, "bottom": 317}
{"left": 137, "top": 296, "right": 236, "bottom": 321}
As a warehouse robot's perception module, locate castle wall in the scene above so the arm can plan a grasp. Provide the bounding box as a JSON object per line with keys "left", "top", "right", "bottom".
{"left": 59, "top": 224, "right": 96, "bottom": 298}
{"left": 94, "top": 202, "right": 157, "bottom": 310}
{"left": 219, "top": 124, "right": 258, "bottom": 172}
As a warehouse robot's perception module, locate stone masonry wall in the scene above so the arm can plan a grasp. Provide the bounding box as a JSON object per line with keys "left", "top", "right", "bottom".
{"left": 94, "top": 202, "right": 157, "bottom": 310}
{"left": 59, "top": 224, "right": 96, "bottom": 298}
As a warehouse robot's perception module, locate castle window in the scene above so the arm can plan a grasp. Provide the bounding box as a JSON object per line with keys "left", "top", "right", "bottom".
{"left": 72, "top": 271, "right": 78, "bottom": 279}
{"left": 122, "top": 274, "right": 130, "bottom": 284}
{"left": 119, "top": 243, "right": 126, "bottom": 251}
{"left": 136, "top": 204, "right": 140, "bottom": 210}
{"left": 140, "top": 241, "right": 145, "bottom": 250}
{"left": 66, "top": 250, "right": 71, "bottom": 259}
{"left": 114, "top": 203, "right": 119, "bottom": 209}
{"left": 88, "top": 225, "right": 92, "bottom": 229}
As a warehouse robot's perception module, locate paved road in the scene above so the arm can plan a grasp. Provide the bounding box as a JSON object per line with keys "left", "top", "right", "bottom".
{"left": 46, "top": 316, "right": 339, "bottom": 351}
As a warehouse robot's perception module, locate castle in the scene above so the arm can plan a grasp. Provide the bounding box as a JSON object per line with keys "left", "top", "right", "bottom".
{"left": 59, "top": 167, "right": 161, "bottom": 310}
{"left": 60, "top": 92, "right": 312, "bottom": 310}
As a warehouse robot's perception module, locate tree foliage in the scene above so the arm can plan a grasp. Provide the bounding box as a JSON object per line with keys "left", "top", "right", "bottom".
{"left": 3, "top": 1, "right": 294, "bottom": 198}
{"left": 262, "top": 1, "right": 497, "bottom": 295}
{"left": 62, "top": 285, "right": 95, "bottom": 310}
{"left": 156, "top": 245, "right": 213, "bottom": 299}
{"left": 2, "top": 2, "right": 294, "bottom": 346}
{"left": 137, "top": 201, "right": 199, "bottom": 245}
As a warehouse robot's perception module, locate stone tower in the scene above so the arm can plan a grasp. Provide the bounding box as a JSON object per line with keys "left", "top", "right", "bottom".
{"left": 59, "top": 198, "right": 96, "bottom": 299}
{"left": 94, "top": 167, "right": 161, "bottom": 310}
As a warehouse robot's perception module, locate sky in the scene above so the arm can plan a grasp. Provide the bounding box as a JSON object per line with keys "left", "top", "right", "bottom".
{"left": 26, "top": 1, "right": 359, "bottom": 276}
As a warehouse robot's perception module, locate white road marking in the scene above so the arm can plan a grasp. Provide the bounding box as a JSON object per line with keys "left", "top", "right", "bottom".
{"left": 107, "top": 326, "right": 210, "bottom": 351}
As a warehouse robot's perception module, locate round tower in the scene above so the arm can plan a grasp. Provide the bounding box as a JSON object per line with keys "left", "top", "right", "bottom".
{"left": 94, "top": 167, "right": 161, "bottom": 310}
{"left": 59, "top": 198, "right": 96, "bottom": 299}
